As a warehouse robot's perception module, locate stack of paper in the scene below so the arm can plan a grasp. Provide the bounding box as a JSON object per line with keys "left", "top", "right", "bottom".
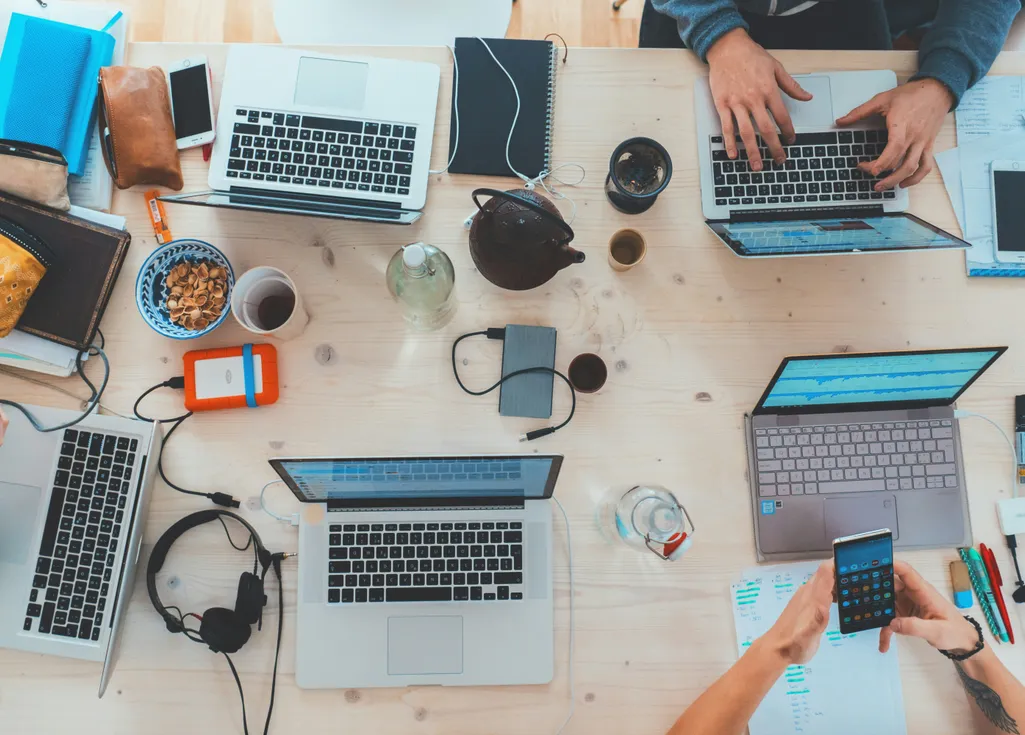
{"left": 934, "top": 76, "right": 1025, "bottom": 277}
{"left": 731, "top": 562, "right": 906, "bottom": 735}
{"left": 0, "top": 1, "right": 128, "bottom": 212}
{"left": 0, "top": 205, "right": 125, "bottom": 376}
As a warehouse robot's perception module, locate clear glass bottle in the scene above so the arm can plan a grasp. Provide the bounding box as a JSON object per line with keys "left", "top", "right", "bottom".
{"left": 596, "top": 484, "right": 695, "bottom": 561}
{"left": 386, "top": 242, "right": 456, "bottom": 331}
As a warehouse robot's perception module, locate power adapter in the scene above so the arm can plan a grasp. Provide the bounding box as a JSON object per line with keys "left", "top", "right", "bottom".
{"left": 998, "top": 497, "right": 1025, "bottom": 536}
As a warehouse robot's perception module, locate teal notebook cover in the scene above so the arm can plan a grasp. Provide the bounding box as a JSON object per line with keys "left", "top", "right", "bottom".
{"left": 0, "top": 14, "right": 114, "bottom": 176}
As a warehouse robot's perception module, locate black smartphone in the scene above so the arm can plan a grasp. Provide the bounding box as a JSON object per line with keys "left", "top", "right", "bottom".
{"left": 833, "top": 528, "right": 895, "bottom": 634}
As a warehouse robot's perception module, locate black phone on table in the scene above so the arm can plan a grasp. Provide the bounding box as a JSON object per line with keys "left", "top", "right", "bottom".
{"left": 834, "top": 528, "right": 895, "bottom": 634}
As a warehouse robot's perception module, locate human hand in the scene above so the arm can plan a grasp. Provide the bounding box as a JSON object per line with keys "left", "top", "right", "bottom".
{"left": 879, "top": 560, "right": 979, "bottom": 654}
{"left": 835, "top": 78, "right": 953, "bottom": 191}
{"left": 761, "top": 561, "right": 834, "bottom": 665}
{"left": 706, "top": 28, "right": 812, "bottom": 173}
{"left": 0, "top": 407, "right": 7, "bottom": 447}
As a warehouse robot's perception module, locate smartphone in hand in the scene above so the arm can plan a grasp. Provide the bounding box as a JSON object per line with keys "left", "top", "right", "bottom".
{"left": 834, "top": 529, "right": 895, "bottom": 634}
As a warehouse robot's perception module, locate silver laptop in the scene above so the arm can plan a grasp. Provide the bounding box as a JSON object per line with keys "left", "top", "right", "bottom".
{"left": 0, "top": 404, "right": 160, "bottom": 696}
{"left": 161, "top": 45, "right": 440, "bottom": 225}
{"left": 695, "top": 70, "right": 969, "bottom": 258}
{"left": 269, "top": 454, "right": 562, "bottom": 689}
{"left": 745, "top": 348, "right": 1006, "bottom": 561}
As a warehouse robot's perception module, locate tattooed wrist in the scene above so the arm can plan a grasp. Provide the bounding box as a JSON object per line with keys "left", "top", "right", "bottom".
{"left": 955, "top": 662, "right": 1020, "bottom": 734}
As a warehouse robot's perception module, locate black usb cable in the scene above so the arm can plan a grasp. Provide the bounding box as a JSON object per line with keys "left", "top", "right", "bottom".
{"left": 134, "top": 378, "right": 239, "bottom": 508}
{"left": 452, "top": 328, "right": 575, "bottom": 441}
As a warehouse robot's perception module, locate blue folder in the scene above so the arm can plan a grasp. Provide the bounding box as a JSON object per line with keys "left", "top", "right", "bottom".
{"left": 0, "top": 14, "right": 114, "bottom": 176}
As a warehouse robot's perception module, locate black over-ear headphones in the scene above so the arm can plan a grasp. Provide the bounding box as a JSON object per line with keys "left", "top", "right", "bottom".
{"left": 147, "top": 509, "right": 288, "bottom": 735}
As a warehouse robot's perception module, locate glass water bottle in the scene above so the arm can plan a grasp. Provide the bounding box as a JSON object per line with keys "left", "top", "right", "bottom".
{"left": 386, "top": 242, "right": 456, "bottom": 331}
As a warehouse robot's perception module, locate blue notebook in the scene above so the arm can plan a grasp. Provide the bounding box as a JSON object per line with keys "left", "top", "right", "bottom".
{"left": 0, "top": 14, "right": 114, "bottom": 176}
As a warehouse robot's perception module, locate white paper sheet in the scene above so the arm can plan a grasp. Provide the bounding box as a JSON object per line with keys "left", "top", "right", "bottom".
{"left": 732, "top": 562, "right": 906, "bottom": 735}
{"left": 0, "top": 1, "right": 127, "bottom": 212}
{"left": 956, "top": 77, "right": 1025, "bottom": 142}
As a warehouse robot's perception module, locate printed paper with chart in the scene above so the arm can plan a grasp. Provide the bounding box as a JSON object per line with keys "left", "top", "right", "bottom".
{"left": 731, "top": 562, "right": 907, "bottom": 735}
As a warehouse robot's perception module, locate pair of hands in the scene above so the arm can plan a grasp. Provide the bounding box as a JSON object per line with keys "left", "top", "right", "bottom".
{"left": 707, "top": 29, "right": 954, "bottom": 191}
{"left": 764, "top": 560, "right": 980, "bottom": 666}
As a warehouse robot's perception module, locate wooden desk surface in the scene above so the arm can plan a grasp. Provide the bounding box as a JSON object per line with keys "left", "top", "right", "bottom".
{"left": 3, "top": 43, "right": 1025, "bottom": 735}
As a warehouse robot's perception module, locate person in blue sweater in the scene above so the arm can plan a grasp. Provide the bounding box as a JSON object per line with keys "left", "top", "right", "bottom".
{"left": 643, "top": 0, "right": 1021, "bottom": 191}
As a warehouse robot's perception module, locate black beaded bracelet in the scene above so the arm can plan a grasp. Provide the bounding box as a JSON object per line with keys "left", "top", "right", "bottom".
{"left": 939, "top": 615, "right": 985, "bottom": 661}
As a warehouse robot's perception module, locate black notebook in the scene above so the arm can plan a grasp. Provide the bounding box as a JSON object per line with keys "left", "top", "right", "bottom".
{"left": 448, "top": 37, "right": 558, "bottom": 179}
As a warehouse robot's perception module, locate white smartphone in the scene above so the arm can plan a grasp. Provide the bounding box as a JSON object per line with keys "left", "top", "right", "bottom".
{"left": 166, "top": 56, "right": 215, "bottom": 150}
{"left": 991, "top": 160, "right": 1025, "bottom": 263}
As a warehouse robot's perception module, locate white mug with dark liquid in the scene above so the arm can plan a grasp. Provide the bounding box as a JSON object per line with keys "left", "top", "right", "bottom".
{"left": 231, "top": 266, "right": 309, "bottom": 341}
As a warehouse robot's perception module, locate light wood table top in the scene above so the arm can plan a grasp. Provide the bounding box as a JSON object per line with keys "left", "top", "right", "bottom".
{"left": 3, "top": 43, "right": 1025, "bottom": 735}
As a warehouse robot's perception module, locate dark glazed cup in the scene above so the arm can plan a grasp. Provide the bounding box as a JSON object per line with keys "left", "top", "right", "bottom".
{"left": 568, "top": 353, "right": 608, "bottom": 394}
{"left": 605, "top": 137, "right": 673, "bottom": 214}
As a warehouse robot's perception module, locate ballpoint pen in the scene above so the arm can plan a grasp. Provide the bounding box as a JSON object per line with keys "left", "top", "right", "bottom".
{"left": 967, "top": 547, "right": 1010, "bottom": 643}
{"left": 981, "top": 544, "right": 1015, "bottom": 644}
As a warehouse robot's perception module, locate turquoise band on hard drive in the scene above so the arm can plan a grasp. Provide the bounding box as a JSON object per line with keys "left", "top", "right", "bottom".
{"left": 242, "top": 344, "right": 257, "bottom": 408}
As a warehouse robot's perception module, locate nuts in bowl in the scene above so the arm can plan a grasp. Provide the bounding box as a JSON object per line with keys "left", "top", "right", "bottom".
{"left": 135, "top": 239, "right": 235, "bottom": 340}
{"left": 164, "top": 261, "right": 229, "bottom": 332}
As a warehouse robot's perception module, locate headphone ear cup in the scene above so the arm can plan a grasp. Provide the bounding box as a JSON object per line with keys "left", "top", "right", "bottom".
{"left": 234, "top": 572, "right": 266, "bottom": 626}
{"left": 199, "top": 607, "right": 251, "bottom": 654}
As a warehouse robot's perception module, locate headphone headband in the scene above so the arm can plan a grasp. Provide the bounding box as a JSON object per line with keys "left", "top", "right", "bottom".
{"left": 146, "top": 509, "right": 268, "bottom": 634}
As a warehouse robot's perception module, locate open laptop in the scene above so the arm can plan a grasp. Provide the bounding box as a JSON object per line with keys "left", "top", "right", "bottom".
{"left": 0, "top": 404, "right": 160, "bottom": 695}
{"left": 161, "top": 45, "right": 441, "bottom": 225}
{"left": 744, "top": 347, "right": 1006, "bottom": 561}
{"left": 269, "top": 454, "right": 562, "bottom": 689}
{"left": 695, "top": 70, "right": 970, "bottom": 258}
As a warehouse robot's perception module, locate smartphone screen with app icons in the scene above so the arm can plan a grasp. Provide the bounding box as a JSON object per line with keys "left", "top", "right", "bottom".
{"left": 833, "top": 529, "right": 895, "bottom": 635}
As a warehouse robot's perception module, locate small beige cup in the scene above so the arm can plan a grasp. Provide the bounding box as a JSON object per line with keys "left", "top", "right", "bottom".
{"left": 231, "top": 266, "right": 309, "bottom": 341}
{"left": 608, "top": 229, "right": 646, "bottom": 271}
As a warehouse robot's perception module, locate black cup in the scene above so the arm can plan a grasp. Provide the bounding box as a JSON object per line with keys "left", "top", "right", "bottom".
{"left": 605, "top": 137, "right": 673, "bottom": 214}
{"left": 568, "top": 353, "right": 608, "bottom": 394}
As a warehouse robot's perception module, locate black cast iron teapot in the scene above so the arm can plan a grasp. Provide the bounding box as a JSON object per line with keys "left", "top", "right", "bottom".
{"left": 468, "top": 188, "right": 585, "bottom": 291}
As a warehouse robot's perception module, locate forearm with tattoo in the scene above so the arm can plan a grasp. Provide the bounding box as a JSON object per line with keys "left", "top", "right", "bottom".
{"left": 956, "top": 662, "right": 1020, "bottom": 735}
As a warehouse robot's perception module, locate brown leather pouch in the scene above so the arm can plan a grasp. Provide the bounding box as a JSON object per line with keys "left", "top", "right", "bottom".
{"left": 98, "top": 66, "right": 183, "bottom": 191}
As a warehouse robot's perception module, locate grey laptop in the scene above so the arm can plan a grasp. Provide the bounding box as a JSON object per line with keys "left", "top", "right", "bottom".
{"left": 0, "top": 404, "right": 160, "bottom": 696}
{"left": 269, "top": 454, "right": 562, "bottom": 689}
{"left": 745, "top": 348, "right": 1006, "bottom": 561}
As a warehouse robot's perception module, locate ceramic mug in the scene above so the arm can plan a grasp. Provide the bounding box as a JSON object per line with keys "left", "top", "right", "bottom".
{"left": 231, "top": 266, "right": 309, "bottom": 341}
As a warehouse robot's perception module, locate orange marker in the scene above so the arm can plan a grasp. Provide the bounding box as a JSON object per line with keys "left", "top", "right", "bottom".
{"left": 145, "top": 189, "right": 173, "bottom": 244}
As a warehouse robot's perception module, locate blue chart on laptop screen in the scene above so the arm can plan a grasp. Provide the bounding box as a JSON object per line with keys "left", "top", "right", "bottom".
{"left": 715, "top": 216, "right": 959, "bottom": 256}
{"left": 762, "top": 350, "right": 1000, "bottom": 408}
{"left": 278, "top": 457, "right": 555, "bottom": 501}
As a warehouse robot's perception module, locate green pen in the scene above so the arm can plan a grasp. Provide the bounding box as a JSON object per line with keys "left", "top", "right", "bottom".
{"left": 967, "top": 547, "right": 1010, "bottom": 643}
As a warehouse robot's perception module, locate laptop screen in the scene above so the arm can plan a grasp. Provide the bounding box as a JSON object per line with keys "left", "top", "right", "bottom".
{"left": 707, "top": 212, "right": 968, "bottom": 257}
{"left": 270, "top": 455, "right": 562, "bottom": 504}
{"left": 754, "top": 348, "right": 1005, "bottom": 414}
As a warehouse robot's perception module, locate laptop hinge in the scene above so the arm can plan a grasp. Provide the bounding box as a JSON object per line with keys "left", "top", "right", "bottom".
{"left": 729, "top": 205, "right": 885, "bottom": 223}
{"left": 326, "top": 496, "right": 527, "bottom": 512}
{"left": 227, "top": 184, "right": 404, "bottom": 211}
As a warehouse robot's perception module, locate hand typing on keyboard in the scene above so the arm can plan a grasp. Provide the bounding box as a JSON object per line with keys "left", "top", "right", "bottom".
{"left": 835, "top": 78, "right": 954, "bottom": 191}
{"left": 706, "top": 28, "right": 812, "bottom": 172}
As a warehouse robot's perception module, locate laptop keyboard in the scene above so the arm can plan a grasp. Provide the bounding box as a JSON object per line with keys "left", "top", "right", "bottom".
{"left": 23, "top": 428, "right": 138, "bottom": 642}
{"left": 710, "top": 131, "right": 898, "bottom": 208}
{"left": 229, "top": 108, "right": 415, "bottom": 196}
{"left": 754, "top": 420, "right": 956, "bottom": 497}
{"left": 326, "top": 521, "right": 525, "bottom": 604}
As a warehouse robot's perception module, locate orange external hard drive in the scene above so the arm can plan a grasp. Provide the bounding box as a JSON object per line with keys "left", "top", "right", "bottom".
{"left": 183, "top": 343, "right": 279, "bottom": 412}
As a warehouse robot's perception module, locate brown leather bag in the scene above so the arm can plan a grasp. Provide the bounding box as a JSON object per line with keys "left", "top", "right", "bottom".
{"left": 98, "top": 66, "right": 183, "bottom": 191}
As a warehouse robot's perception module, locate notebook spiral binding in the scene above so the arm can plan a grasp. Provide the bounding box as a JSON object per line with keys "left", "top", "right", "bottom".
{"left": 544, "top": 43, "right": 558, "bottom": 175}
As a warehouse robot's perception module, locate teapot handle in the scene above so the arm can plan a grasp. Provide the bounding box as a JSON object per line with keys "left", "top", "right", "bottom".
{"left": 471, "top": 188, "right": 575, "bottom": 245}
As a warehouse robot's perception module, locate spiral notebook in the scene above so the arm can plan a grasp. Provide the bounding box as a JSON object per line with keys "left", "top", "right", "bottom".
{"left": 447, "top": 37, "right": 558, "bottom": 179}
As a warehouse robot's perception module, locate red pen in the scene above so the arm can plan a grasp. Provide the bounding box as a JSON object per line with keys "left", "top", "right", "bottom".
{"left": 981, "top": 544, "right": 1015, "bottom": 644}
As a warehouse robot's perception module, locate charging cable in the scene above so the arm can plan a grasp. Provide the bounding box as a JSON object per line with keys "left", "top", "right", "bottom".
{"left": 260, "top": 479, "right": 299, "bottom": 526}
{"left": 551, "top": 496, "right": 576, "bottom": 735}
{"left": 954, "top": 409, "right": 1025, "bottom": 596}
{"left": 134, "top": 377, "right": 240, "bottom": 509}
{"left": 452, "top": 328, "right": 576, "bottom": 441}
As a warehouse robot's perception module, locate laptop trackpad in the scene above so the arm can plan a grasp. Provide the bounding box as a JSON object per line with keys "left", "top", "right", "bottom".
{"left": 784, "top": 75, "right": 834, "bottom": 128}
{"left": 388, "top": 616, "right": 463, "bottom": 676}
{"left": 0, "top": 481, "right": 43, "bottom": 564}
{"left": 824, "top": 495, "right": 898, "bottom": 542}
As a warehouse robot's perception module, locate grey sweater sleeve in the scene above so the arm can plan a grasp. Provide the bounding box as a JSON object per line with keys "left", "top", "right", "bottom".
{"left": 910, "top": 0, "right": 1020, "bottom": 106}
{"left": 648, "top": 0, "right": 749, "bottom": 61}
